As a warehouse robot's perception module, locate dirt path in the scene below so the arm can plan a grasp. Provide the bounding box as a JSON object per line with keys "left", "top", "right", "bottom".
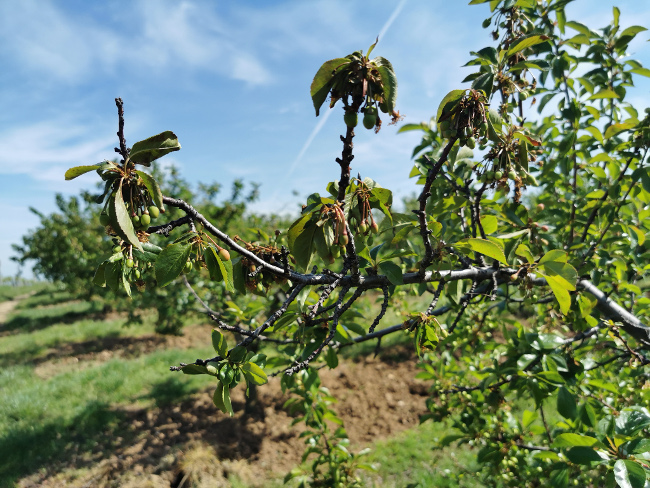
{"left": 0, "top": 292, "right": 34, "bottom": 325}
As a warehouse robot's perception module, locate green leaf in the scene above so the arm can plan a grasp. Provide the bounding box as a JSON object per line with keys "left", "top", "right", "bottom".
{"left": 585, "top": 126, "right": 604, "bottom": 144}
{"left": 181, "top": 364, "right": 209, "bottom": 375}
{"left": 516, "top": 244, "right": 535, "bottom": 264}
{"left": 506, "top": 35, "right": 549, "bottom": 57}
{"left": 64, "top": 162, "right": 113, "bottom": 180}
{"left": 631, "top": 67, "right": 650, "bottom": 78}
{"left": 213, "top": 381, "right": 234, "bottom": 416}
{"left": 121, "top": 266, "right": 131, "bottom": 297}
{"left": 397, "top": 122, "right": 429, "bottom": 133}
{"left": 480, "top": 215, "right": 498, "bottom": 234}
{"left": 93, "top": 262, "right": 107, "bottom": 287}
{"left": 212, "top": 329, "right": 228, "bottom": 356}
{"left": 438, "top": 434, "right": 466, "bottom": 447}
{"left": 242, "top": 362, "right": 268, "bottom": 385}
{"left": 539, "top": 249, "right": 567, "bottom": 264}
{"left": 436, "top": 89, "right": 465, "bottom": 126}
{"left": 616, "top": 408, "right": 650, "bottom": 436}
{"left": 604, "top": 120, "right": 637, "bottom": 139}
{"left": 464, "top": 238, "right": 507, "bottom": 264}
{"left": 204, "top": 245, "right": 235, "bottom": 292}
{"left": 557, "top": 386, "right": 578, "bottom": 420}
{"left": 565, "top": 446, "right": 606, "bottom": 465}
{"left": 374, "top": 58, "right": 398, "bottom": 113}
{"left": 613, "top": 460, "right": 646, "bottom": 488}
{"left": 378, "top": 261, "right": 404, "bottom": 285}
{"left": 587, "top": 89, "right": 619, "bottom": 100}
{"left": 325, "top": 347, "right": 339, "bottom": 369}
{"left": 625, "top": 438, "right": 650, "bottom": 455}
{"left": 135, "top": 170, "right": 164, "bottom": 210}
{"left": 540, "top": 261, "right": 577, "bottom": 291}
{"left": 550, "top": 465, "right": 569, "bottom": 488}
{"left": 288, "top": 214, "right": 316, "bottom": 272}
{"left": 132, "top": 247, "right": 159, "bottom": 264}
{"left": 104, "top": 261, "right": 122, "bottom": 292}
{"left": 204, "top": 245, "right": 224, "bottom": 282}
{"left": 522, "top": 410, "right": 538, "bottom": 428}
{"left": 310, "top": 58, "right": 349, "bottom": 116}
{"left": 113, "top": 182, "right": 143, "bottom": 251}
{"left": 540, "top": 272, "right": 572, "bottom": 314}
{"left": 129, "top": 131, "right": 181, "bottom": 166}
{"left": 154, "top": 242, "right": 192, "bottom": 287}
{"left": 552, "top": 433, "right": 604, "bottom": 449}
{"left": 228, "top": 345, "right": 248, "bottom": 364}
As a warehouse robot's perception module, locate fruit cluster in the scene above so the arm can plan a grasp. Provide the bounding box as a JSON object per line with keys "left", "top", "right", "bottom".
{"left": 438, "top": 90, "right": 489, "bottom": 149}
{"left": 183, "top": 246, "right": 230, "bottom": 274}
{"left": 234, "top": 240, "right": 284, "bottom": 292}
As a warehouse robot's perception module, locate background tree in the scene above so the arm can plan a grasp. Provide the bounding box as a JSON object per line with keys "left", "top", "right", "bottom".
{"left": 59, "top": 1, "right": 650, "bottom": 486}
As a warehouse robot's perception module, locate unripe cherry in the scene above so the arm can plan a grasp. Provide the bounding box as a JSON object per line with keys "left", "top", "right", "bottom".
{"left": 218, "top": 248, "right": 230, "bottom": 261}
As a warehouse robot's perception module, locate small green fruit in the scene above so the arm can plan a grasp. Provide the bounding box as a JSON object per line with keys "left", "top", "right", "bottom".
{"left": 113, "top": 245, "right": 122, "bottom": 254}
{"left": 148, "top": 206, "right": 160, "bottom": 219}
{"left": 340, "top": 233, "right": 349, "bottom": 246}
{"left": 363, "top": 113, "right": 377, "bottom": 130}
{"left": 440, "top": 120, "right": 451, "bottom": 131}
{"left": 494, "top": 171, "right": 503, "bottom": 180}
{"left": 466, "top": 137, "right": 476, "bottom": 149}
{"left": 508, "top": 170, "right": 518, "bottom": 180}
{"left": 140, "top": 213, "right": 151, "bottom": 227}
{"left": 331, "top": 246, "right": 341, "bottom": 259}
{"left": 126, "top": 259, "right": 134, "bottom": 268}
{"left": 134, "top": 269, "right": 141, "bottom": 279}
{"left": 218, "top": 248, "right": 230, "bottom": 261}
{"left": 370, "top": 221, "right": 379, "bottom": 234}
{"left": 131, "top": 214, "right": 140, "bottom": 226}
{"left": 99, "top": 213, "right": 110, "bottom": 226}
{"left": 344, "top": 112, "right": 358, "bottom": 128}
{"left": 184, "top": 260, "right": 192, "bottom": 273}
{"left": 359, "top": 222, "right": 368, "bottom": 234}
{"left": 379, "top": 100, "right": 389, "bottom": 113}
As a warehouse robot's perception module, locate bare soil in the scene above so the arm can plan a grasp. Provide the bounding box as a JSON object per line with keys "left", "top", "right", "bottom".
{"left": 0, "top": 292, "right": 35, "bottom": 324}
{"left": 18, "top": 349, "right": 430, "bottom": 487}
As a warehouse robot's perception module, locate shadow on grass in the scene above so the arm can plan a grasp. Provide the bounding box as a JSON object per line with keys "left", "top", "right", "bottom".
{"left": 143, "top": 376, "right": 199, "bottom": 408}
{"left": 0, "top": 390, "right": 265, "bottom": 488}
{"left": 0, "top": 334, "right": 166, "bottom": 368}
{"left": 0, "top": 301, "right": 109, "bottom": 335}
{"left": 14, "top": 290, "right": 77, "bottom": 310}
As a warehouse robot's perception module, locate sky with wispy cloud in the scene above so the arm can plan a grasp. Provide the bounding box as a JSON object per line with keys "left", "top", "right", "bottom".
{"left": 1, "top": 0, "right": 649, "bottom": 279}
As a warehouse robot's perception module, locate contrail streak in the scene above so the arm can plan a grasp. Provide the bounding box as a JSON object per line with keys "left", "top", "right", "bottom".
{"left": 286, "top": 0, "right": 408, "bottom": 177}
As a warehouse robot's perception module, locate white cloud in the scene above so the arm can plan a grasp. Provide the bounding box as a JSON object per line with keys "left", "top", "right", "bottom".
{"left": 0, "top": 0, "right": 273, "bottom": 86}
{"left": 0, "top": 120, "right": 115, "bottom": 184}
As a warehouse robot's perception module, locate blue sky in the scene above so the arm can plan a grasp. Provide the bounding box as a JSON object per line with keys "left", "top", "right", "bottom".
{"left": 1, "top": 0, "right": 649, "bottom": 279}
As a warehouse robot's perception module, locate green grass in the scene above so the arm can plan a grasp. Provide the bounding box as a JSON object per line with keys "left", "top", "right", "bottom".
{"left": 0, "top": 314, "right": 155, "bottom": 367}
{"left": 362, "top": 421, "right": 481, "bottom": 487}
{"left": 14, "top": 289, "right": 77, "bottom": 309}
{"left": 0, "top": 347, "right": 214, "bottom": 487}
{"left": 0, "top": 282, "right": 52, "bottom": 303}
{"left": 2, "top": 299, "right": 107, "bottom": 334}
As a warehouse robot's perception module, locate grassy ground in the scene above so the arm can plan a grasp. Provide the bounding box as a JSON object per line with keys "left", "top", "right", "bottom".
{"left": 0, "top": 282, "right": 52, "bottom": 302}
{"left": 0, "top": 288, "right": 480, "bottom": 487}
